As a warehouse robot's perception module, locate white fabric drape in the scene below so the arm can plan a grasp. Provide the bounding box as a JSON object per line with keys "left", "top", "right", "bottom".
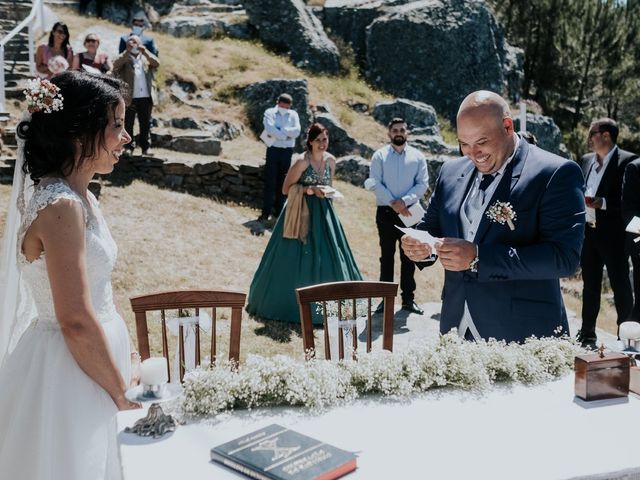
{"left": 0, "top": 122, "right": 36, "bottom": 367}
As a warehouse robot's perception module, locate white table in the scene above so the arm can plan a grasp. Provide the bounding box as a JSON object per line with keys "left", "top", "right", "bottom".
{"left": 118, "top": 375, "right": 640, "bottom": 480}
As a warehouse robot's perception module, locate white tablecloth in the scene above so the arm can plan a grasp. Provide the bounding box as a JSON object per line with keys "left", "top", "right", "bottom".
{"left": 118, "top": 376, "right": 640, "bottom": 480}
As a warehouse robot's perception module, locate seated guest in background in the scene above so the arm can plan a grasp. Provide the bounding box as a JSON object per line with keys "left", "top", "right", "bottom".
{"left": 246, "top": 123, "right": 362, "bottom": 325}
{"left": 119, "top": 12, "right": 159, "bottom": 56}
{"left": 402, "top": 90, "right": 585, "bottom": 343}
{"left": 578, "top": 118, "right": 637, "bottom": 348}
{"left": 622, "top": 154, "right": 640, "bottom": 322}
{"left": 113, "top": 35, "right": 159, "bottom": 155}
{"left": 35, "top": 22, "right": 73, "bottom": 79}
{"left": 72, "top": 33, "right": 113, "bottom": 74}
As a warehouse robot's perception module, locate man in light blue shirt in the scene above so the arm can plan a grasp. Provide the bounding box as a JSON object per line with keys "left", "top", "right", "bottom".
{"left": 259, "top": 93, "right": 301, "bottom": 223}
{"left": 369, "top": 118, "right": 429, "bottom": 314}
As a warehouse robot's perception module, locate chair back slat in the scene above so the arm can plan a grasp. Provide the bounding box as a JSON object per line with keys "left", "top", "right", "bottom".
{"left": 130, "top": 290, "right": 246, "bottom": 382}
{"left": 296, "top": 281, "right": 398, "bottom": 361}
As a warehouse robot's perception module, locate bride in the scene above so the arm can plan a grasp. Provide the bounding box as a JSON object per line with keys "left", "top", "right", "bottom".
{"left": 0, "top": 71, "right": 139, "bottom": 479}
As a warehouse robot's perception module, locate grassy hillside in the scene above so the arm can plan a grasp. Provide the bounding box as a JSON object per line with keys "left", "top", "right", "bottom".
{"left": 56, "top": 7, "right": 392, "bottom": 152}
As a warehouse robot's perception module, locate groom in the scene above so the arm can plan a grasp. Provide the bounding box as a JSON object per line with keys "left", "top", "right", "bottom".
{"left": 402, "top": 91, "right": 585, "bottom": 342}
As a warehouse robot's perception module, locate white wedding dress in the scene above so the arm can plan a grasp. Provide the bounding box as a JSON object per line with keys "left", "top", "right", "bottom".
{"left": 0, "top": 179, "right": 131, "bottom": 479}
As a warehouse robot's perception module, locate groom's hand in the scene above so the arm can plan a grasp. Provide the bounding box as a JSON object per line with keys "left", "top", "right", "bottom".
{"left": 401, "top": 235, "right": 433, "bottom": 261}
{"left": 437, "top": 238, "right": 476, "bottom": 271}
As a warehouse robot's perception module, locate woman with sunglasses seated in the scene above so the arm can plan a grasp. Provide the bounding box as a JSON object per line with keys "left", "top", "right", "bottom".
{"left": 35, "top": 22, "right": 74, "bottom": 79}
{"left": 72, "top": 33, "right": 113, "bottom": 75}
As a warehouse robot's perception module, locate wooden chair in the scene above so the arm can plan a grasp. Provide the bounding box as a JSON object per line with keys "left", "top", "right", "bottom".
{"left": 296, "top": 281, "right": 398, "bottom": 360}
{"left": 130, "top": 290, "right": 245, "bottom": 382}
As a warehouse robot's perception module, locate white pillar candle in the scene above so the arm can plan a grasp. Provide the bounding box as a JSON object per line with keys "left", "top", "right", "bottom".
{"left": 619, "top": 322, "right": 640, "bottom": 340}
{"left": 140, "top": 357, "right": 168, "bottom": 386}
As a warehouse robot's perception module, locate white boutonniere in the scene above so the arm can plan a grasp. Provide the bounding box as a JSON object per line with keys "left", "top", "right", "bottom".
{"left": 486, "top": 201, "right": 517, "bottom": 231}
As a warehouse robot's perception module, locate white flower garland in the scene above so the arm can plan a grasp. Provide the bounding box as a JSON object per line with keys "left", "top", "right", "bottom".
{"left": 176, "top": 332, "right": 583, "bottom": 419}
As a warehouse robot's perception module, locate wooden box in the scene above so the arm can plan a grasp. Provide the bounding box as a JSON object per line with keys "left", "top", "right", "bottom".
{"left": 575, "top": 352, "right": 629, "bottom": 401}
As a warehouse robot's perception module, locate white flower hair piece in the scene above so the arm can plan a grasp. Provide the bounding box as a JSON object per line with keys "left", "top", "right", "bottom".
{"left": 486, "top": 201, "right": 517, "bottom": 231}
{"left": 23, "top": 78, "right": 64, "bottom": 114}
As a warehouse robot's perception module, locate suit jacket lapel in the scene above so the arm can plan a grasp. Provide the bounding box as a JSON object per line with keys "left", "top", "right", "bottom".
{"left": 596, "top": 147, "right": 619, "bottom": 197}
{"left": 474, "top": 139, "right": 529, "bottom": 243}
{"left": 444, "top": 162, "right": 475, "bottom": 238}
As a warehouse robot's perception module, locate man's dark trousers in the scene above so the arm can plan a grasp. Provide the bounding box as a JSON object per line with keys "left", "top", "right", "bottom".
{"left": 125, "top": 97, "right": 153, "bottom": 151}
{"left": 376, "top": 206, "right": 416, "bottom": 305}
{"left": 580, "top": 225, "right": 633, "bottom": 336}
{"left": 262, "top": 146, "right": 293, "bottom": 219}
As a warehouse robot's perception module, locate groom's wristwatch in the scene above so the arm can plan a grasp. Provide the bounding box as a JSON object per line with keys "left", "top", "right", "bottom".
{"left": 468, "top": 245, "right": 479, "bottom": 273}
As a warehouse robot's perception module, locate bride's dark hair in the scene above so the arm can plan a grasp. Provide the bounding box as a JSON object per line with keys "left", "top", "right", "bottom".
{"left": 16, "top": 71, "right": 129, "bottom": 182}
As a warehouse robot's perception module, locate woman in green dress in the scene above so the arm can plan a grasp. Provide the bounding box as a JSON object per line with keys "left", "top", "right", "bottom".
{"left": 246, "top": 123, "right": 362, "bottom": 325}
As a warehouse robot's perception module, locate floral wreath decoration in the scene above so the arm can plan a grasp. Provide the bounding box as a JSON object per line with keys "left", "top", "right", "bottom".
{"left": 23, "top": 78, "right": 64, "bottom": 114}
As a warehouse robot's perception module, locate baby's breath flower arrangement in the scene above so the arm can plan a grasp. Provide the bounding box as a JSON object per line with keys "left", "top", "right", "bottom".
{"left": 176, "top": 332, "right": 583, "bottom": 419}
{"left": 23, "top": 78, "right": 64, "bottom": 114}
{"left": 486, "top": 201, "right": 517, "bottom": 230}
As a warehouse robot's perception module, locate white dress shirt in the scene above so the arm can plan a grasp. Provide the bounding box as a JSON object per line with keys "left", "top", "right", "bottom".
{"left": 262, "top": 106, "right": 301, "bottom": 149}
{"left": 585, "top": 145, "right": 616, "bottom": 225}
{"left": 131, "top": 54, "right": 150, "bottom": 99}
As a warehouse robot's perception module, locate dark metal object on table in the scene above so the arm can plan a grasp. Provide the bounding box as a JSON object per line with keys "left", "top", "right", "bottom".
{"left": 124, "top": 403, "right": 177, "bottom": 438}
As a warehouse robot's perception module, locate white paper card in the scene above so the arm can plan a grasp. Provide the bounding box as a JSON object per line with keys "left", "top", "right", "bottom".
{"left": 626, "top": 216, "right": 640, "bottom": 234}
{"left": 259, "top": 129, "right": 276, "bottom": 147}
{"left": 318, "top": 185, "right": 343, "bottom": 199}
{"left": 395, "top": 225, "right": 439, "bottom": 251}
{"left": 399, "top": 202, "right": 426, "bottom": 227}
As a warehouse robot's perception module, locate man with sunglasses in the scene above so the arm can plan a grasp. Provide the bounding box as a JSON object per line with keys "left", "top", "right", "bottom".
{"left": 118, "top": 13, "right": 159, "bottom": 57}
{"left": 578, "top": 118, "right": 638, "bottom": 349}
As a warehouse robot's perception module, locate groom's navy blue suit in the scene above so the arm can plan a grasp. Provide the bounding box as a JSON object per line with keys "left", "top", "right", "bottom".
{"left": 416, "top": 139, "right": 585, "bottom": 342}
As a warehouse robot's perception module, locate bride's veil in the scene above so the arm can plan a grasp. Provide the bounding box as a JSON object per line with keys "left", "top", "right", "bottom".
{"left": 0, "top": 120, "right": 36, "bottom": 367}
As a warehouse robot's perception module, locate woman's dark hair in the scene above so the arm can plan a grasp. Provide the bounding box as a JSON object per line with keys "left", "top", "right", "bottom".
{"left": 17, "top": 71, "right": 129, "bottom": 182}
{"left": 48, "top": 22, "right": 71, "bottom": 58}
{"left": 305, "top": 123, "right": 329, "bottom": 151}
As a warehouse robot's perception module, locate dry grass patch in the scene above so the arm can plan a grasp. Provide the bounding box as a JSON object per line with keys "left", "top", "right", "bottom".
{"left": 0, "top": 180, "right": 624, "bottom": 360}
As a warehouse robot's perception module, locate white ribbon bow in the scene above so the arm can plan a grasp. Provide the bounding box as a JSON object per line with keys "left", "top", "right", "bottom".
{"left": 167, "top": 312, "right": 212, "bottom": 381}
{"left": 326, "top": 316, "right": 367, "bottom": 361}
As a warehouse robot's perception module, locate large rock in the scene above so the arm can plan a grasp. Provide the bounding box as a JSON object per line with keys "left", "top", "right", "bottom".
{"left": 323, "top": 0, "right": 413, "bottom": 65}
{"left": 239, "top": 78, "right": 311, "bottom": 150}
{"left": 157, "top": 1, "right": 253, "bottom": 40}
{"left": 243, "top": 0, "right": 340, "bottom": 74}
{"left": 372, "top": 98, "right": 438, "bottom": 132}
{"left": 335, "top": 155, "right": 370, "bottom": 186}
{"left": 327, "top": 0, "right": 523, "bottom": 121}
{"left": 514, "top": 113, "right": 566, "bottom": 157}
{"left": 314, "top": 112, "right": 373, "bottom": 157}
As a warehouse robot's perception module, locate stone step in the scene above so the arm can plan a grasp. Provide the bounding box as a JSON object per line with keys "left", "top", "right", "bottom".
{"left": 1, "top": 128, "right": 16, "bottom": 147}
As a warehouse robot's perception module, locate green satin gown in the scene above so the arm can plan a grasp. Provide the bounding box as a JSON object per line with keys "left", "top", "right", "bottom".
{"left": 246, "top": 161, "right": 363, "bottom": 325}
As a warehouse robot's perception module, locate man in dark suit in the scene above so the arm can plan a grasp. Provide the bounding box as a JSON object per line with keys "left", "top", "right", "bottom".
{"left": 401, "top": 91, "right": 585, "bottom": 343}
{"left": 578, "top": 118, "right": 636, "bottom": 348}
{"left": 622, "top": 156, "right": 640, "bottom": 322}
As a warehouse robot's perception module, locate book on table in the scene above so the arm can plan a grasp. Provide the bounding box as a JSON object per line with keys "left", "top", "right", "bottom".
{"left": 210, "top": 423, "right": 357, "bottom": 480}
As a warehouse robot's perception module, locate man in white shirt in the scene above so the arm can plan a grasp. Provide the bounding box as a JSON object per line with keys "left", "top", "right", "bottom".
{"left": 113, "top": 35, "right": 159, "bottom": 155}
{"left": 578, "top": 118, "right": 636, "bottom": 348}
{"left": 259, "top": 93, "right": 301, "bottom": 223}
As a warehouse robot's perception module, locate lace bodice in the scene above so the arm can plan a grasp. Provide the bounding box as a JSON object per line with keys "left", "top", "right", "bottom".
{"left": 17, "top": 179, "right": 118, "bottom": 326}
{"left": 299, "top": 153, "right": 332, "bottom": 186}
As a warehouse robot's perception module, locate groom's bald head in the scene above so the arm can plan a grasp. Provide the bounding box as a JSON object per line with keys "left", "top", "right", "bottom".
{"left": 455, "top": 90, "right": 516, "bottom": 174}
{"left": 457, "top": 90, "right": 512, "bottom": 125}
